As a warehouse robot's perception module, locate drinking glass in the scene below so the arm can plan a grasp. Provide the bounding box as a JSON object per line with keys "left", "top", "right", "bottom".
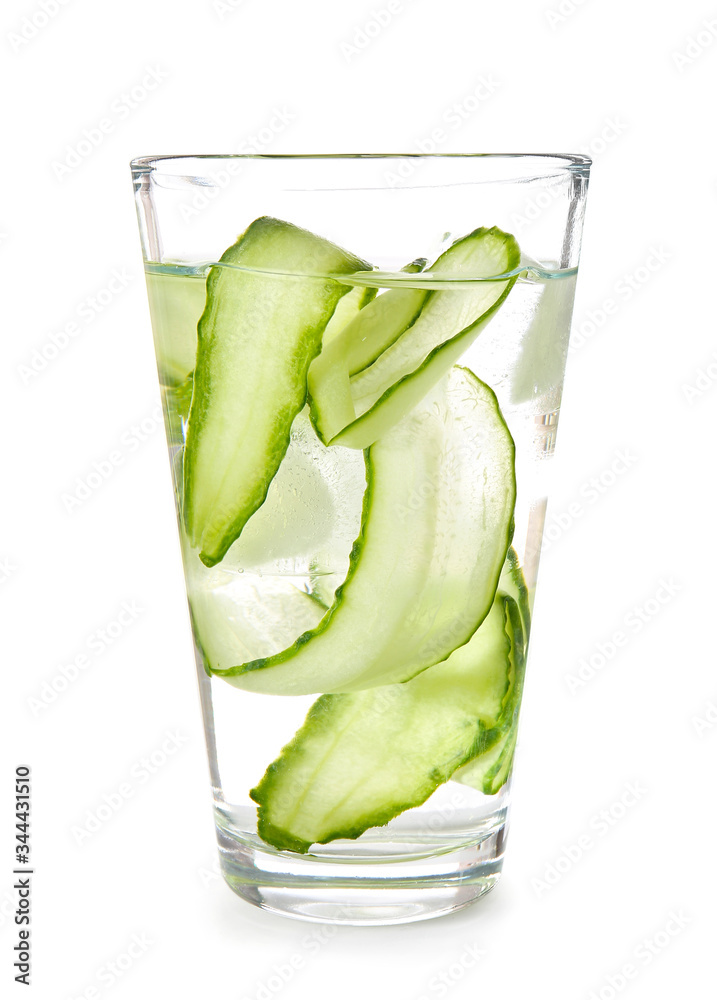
{"left": 130, "top": 153, "right": 590, "bottom": 925}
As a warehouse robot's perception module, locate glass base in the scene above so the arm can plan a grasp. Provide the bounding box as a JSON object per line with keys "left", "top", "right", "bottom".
{"left": 216, "top": 821, "right": 508, "bottom": 926}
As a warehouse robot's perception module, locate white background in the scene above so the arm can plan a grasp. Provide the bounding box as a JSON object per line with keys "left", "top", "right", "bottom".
{"left": 3, "top": 0, "right": 716, "bottom": 998}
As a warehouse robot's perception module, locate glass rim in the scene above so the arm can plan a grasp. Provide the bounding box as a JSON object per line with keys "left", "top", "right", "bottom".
{"left": 131, "top": 152, "right": 591, "bottom": 173}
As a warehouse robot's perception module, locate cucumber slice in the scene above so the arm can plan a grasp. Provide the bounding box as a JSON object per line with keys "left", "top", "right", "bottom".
{"left": 145, "top": 270, "right": 206, "bottom": 386}
{"left": 210, "top": 366, "right": 516, "bottom": 695}
{"left": 214, "top": 410, "right": 366, "bottom": 574}
{"left": 183, "top": 217, "right": 371, "bottom": 567}
{"left": 452, "top": 591, "right": 527, "bottom": 794}
{"left": 501, "top": 547, "right": 531, "bottom": 640}
{"left": 186, "top": 411, "right": 367, "bottom": 666}
{"left": 322, "top": 259, "right": 428, "bottom": 375}
{"left": 484, "top": 726, "right": 519, "bottom": 793}
{"left": 309, "top": 259, "right": 428, "bottom": 444}
{"left": 321, "top": 285, "right": 377, "bottom": 348}
{"left": 309, "top": 227, "right": 520, "bottom": 450}
{"left": 454, "top": 723, "right": 518, "bottom": 797}
{"left": 188, "top": 566, "right": 326, "bottom": 670}
{"left": 308, "top": 287, "right": 427, "bottom": 444}
{"left": 251, "top": 595, "right": 520, "bottom": 853}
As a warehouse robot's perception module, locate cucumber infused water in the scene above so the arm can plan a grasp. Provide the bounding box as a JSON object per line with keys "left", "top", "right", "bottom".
{"left": 147, "top": 238, "right": 571, "bottom": 838}
{"left": 133, "top": 152, "right": 589, "bottom": 924}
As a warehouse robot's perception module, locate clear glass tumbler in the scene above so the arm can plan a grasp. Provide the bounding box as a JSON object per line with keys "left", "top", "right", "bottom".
{"left": 130, "top": 154, "right": 590, "bottom": 925}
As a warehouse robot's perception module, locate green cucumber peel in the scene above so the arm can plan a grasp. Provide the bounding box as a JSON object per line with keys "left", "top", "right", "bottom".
{"left": 308, "top": 226, "right": 520, "bottom": 450}
{"left": 205, "top": 367, "right": 516, "bottom": 696}
{"left": 452, "top": 581, "right": 528, "bottom": 794}
{"left": 182, "top": 216, "right": 371, "bottom": 567}
{"left": 251, "top": 593, "right": 521, "bottom": 853}
{"left": 308, "top": 258, "right": 428, "bottom": 445}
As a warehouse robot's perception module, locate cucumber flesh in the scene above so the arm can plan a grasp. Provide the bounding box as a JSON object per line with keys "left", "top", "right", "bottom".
{"left": 182, "top": 216, "right": 371, "bottom": 567}
{"left": 209, "top": 367, "right": 516, "bottom": 695}
{"left": 454, "top": 723, "right": 518, "bottom": 797}
{"left": 212, "top": 409, "right": 366, "bottom": 574}
{"left": 484, "top": 726, "right": 519, "bottom": 794}
{"left": 308, "top": 283, "right": 427, "bottom": 444}
{"left": 251, "top": 595, "right": 519, "bottom": 853}
{"left": 326, "top": 260, "right": 428, "bottom": 376}
{"left": 187, "top": 411, "right": 367, "bottom": 666}
{"left": 501, "top": 546, "right": 531, "bottom": 640}
{"left": 321, "top": 285, "right": 377, "bottom": 348}
{"left": 309, "top": 227, "right": 520, "bottom": 450}
{"left": 309, "top": 259, "right": 427, "bottom": 445}
{"left": 187, "top": 561, "right": 326, "bottom": 670}
{"left": 452, "top": 584, "right": 528, "bottom": 794}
